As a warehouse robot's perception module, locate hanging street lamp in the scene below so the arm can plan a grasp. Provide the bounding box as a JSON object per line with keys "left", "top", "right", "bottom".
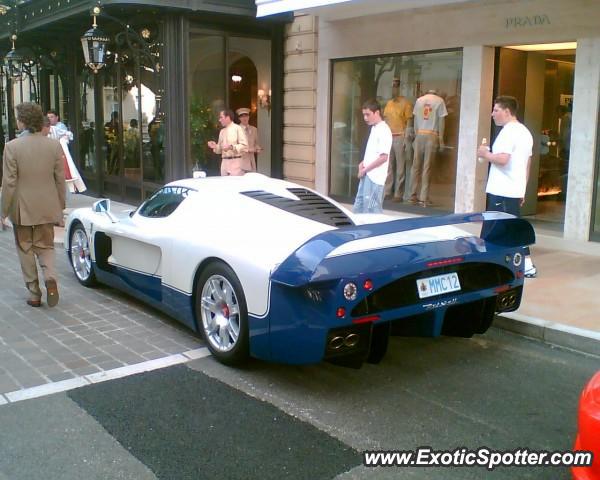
{"left": 80, "top": 5, "right": 110, "bottom": 73}
{"left": 4, "top": 34, "right": 24, "bottom": 80}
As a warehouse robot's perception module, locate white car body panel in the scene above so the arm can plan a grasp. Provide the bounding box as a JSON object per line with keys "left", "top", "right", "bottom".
{"left": 65, "top": 175, "right": 337, "bottom": 317}
{"left": 326, "top": 225, "right": 477, "bottom": 258}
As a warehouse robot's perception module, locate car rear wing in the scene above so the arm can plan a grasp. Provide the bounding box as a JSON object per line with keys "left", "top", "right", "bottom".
{"left": 270, "top": 212, "right": 535, "bottom": 287}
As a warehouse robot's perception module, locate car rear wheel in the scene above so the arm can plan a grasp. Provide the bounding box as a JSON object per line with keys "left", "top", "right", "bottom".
{"left": 196, "top": 262, "right": 249, "bottom": 365}
{"left": 69, "top": 223, "right": 96, "bottom": 287}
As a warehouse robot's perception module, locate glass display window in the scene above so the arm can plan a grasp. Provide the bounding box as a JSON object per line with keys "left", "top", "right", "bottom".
{"left": 330, "top": 49, "right": 462, "bottom": 211}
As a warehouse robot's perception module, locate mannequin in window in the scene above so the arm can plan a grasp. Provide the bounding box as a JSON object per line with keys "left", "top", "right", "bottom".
{"left": 409, "top": 89, "right": 447, "bottom": 207}
{"left": 383, "top": 77, "right": 414, "bottom": 202}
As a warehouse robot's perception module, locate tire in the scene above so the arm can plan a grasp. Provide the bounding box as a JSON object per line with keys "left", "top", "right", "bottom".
{"left": 69, "top": 223, "right": 97, "bottom": 287}
{"left": 195, "top": 262, "right": 249, "bottom": 365}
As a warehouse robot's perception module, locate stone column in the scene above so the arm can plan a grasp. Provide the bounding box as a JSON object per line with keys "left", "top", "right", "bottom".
{"left": 283, "top": 14, "right": 318, "bottom": 188}
{"left": 455, "top": 46, "right": 495, "bottom": 213}
{"left": 564, "top": 37, "right": 600, "bottom": 241}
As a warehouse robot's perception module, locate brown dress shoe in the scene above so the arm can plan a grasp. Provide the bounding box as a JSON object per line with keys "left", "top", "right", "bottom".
{"left": 46, "top": 279, "right": 59, "bottom": 307}
{"left": 27, "top": 299, "right": 42, "bottom": 307}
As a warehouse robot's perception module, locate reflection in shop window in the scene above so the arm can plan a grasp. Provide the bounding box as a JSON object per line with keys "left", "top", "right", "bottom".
{"left": 330, "top": 50, "right": 462, "bottom": 211}
{"left": 79, "top": 70, "right": 96, "bottom": 174}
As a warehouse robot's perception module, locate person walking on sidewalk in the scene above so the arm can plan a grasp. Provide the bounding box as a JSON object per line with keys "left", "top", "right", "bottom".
{"left": 477, "top": 95, "right": 537, "bottom": 277}
{"left": 1, "top": 102, "right": 66, "bottom": 307}
{"left": 353, "top": 99, "right": 393, "bottom": 214}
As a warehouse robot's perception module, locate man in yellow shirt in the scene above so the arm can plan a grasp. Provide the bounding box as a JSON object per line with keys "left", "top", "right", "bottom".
{"left": 383, "top": 78, "right": 414, "bottom": 202}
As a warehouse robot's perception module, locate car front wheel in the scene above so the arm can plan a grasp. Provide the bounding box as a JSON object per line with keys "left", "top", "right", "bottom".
{"left": 196, "top": 262, "right": 249, "bottom": 365}
{"left": 69, "top": 223, "right": 96, "bottom": 287}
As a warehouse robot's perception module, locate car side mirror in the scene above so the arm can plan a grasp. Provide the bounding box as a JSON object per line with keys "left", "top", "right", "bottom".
{"left": 92, "top": 199, "right": 118, "bottom": 223}
{"left": 93, "top": 199, "right": 111, "bottom": 213}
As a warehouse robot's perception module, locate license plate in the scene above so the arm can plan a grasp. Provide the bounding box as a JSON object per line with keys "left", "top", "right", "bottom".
{"left": 417, "top": 272, "right": 461, "bottom": 299}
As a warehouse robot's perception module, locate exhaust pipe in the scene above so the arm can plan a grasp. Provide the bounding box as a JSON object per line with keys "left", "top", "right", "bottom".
{"left": 497, "top": 291, "right": 517, "bottom": 311}
{"left": 328, "top": 336, "right": 345, "bottom": 350}
{"left": 344, "top": 333, "right": 360, "bottom": 348}
{"left": 328, "top": 333, "right": 361, "bottom": 350}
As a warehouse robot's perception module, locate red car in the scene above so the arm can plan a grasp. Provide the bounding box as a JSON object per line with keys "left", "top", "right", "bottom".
{"left": 573, "top": 371, "right": 600, "bottom": 480}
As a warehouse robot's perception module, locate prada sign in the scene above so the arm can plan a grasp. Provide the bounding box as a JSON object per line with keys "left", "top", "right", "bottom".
{"left": 506, "top": 14, "right": 551, "bottom": 29}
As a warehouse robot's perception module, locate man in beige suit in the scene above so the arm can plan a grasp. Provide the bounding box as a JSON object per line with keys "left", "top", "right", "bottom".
{"left": 207, "top": 109, "right": 248, "bottom": 176}
{"left": 1, "top": 102, "right": 66, "bottom": 307}
{"left": 236, "top": 107, "right": 261, "bottom": 173}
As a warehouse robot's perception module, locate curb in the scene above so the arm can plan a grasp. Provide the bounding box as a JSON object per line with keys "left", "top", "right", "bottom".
{"left": 494, "top": 313, "right": 600, "bottom": 357}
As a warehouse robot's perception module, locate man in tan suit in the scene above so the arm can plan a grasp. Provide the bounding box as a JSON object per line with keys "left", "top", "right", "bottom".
{"left": 236, "top": 107, "right": 261, "bottom": 173}
{"left": 1, "top": 102, "right": 65, "bottom": 307}
{"left": 207, "top": 109, "right": 248, "bottom": 176}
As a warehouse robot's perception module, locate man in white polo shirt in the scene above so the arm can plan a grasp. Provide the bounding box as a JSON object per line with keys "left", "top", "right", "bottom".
{"left": 353, "top": 99, "right": 393, "bottom": 214}
{"left": 477, "top": 95, "right": 537, "bottom": 277}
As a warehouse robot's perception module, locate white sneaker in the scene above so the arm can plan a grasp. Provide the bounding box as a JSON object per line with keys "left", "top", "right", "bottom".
{"left": 524, "top": 256, "right": 537, "bottom": 278}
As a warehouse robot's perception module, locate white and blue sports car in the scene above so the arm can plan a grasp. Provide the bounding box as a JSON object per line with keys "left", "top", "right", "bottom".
{"left": 65, "top": 174, "right": 534, "bottom": 367}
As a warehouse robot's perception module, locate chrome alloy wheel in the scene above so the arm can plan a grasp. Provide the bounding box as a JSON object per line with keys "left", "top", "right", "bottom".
{"left": 200, "top": 274, "right": 241, "bottom": 352}
{"left": 70, "top": 227, "right": 92, "bottom": 282}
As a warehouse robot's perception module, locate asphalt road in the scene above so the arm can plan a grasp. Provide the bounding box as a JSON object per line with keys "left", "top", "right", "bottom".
{"left": 0, "top": 327, "right": 597, "bottom": 480}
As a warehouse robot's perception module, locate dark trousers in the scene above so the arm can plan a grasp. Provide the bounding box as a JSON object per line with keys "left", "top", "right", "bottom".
{"left": 483, "top": 193, "right": 530, "bottom": 255}
{"left": 486, "top": 193, "right": 521, "bottom": 216}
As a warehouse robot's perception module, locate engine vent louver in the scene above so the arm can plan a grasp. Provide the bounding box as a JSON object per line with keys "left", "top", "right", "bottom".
{"left": 242, "top": 188, "right": 354, "bottom": 227}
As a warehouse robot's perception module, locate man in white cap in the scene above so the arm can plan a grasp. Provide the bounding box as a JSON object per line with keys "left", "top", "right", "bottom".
{"left": 236, "top": 107, "right": 261, "bottom": 173}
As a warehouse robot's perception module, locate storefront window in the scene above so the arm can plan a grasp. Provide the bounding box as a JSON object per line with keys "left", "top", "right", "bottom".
{"left": 79, "top": 69, "right": 96, "bottom": 175}
{"left": 229, "top": 36, "right": 272, "bottom": 174}
{"left": 188, "top": 30, "right": 271, "bottom": 176}
{"left": 103, "top": 65, "right": 121, "bottom": 179}
{"left": 496, "top": 45, "right": 576, "bottom": 230}
{"left": 141, "top": 66, "right": 164, "bottom": 185}
{"left": 330, "top": 49, "right": 462, "bottom": 210}
{"left": 189, "top": 33, "right": 225, "bottom": 176}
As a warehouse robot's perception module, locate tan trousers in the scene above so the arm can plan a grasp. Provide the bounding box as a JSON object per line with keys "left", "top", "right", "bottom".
{"left": 13, "top": 224, "right": 56, "bottom": 300}
{"left": 240, "top": 153, "right": 257, "bottom": 173}
{"left": 384, "top": 135, "right": 413, "bottom": 199}
{"left": 220, "top": 158, "right": 244, "bottom": 176}
{"left": 410, "top": 134, "right": 439, "bottom": 202}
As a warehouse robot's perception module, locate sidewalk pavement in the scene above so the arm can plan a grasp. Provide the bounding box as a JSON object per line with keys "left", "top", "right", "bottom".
{"left": 57, "top": 192, "right": 600, "bottom": 354}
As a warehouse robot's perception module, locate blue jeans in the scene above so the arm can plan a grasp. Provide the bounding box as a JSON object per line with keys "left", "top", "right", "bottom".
{"left": 353, "top": 175, "right": 384, "bottom": 214}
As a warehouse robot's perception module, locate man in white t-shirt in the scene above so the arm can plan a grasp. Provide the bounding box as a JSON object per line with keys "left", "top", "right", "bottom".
{"left": 477, "top": 95, "right": 537, "bottom": 277}
{"left": 353, "top": 99, "right": 393, "bottom": 214}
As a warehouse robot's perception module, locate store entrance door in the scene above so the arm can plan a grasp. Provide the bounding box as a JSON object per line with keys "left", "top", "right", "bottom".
{"left": 494, "top": 43, "right": 576, "bottom": 231}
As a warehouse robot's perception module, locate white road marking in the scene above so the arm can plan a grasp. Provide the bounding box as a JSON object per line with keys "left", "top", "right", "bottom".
{"left": 0, "top": 348, "right": 211, "bottom": 405}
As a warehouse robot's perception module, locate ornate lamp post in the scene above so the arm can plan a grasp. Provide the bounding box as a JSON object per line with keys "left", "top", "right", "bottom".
{"left": 80, "top": 3, "right": 163, "bottom": 115}
{"left": 4, "top": 33, "right": 24, "bottom": 80}
{"left": 80, "top": 5, "right": 110, "bottom": 73}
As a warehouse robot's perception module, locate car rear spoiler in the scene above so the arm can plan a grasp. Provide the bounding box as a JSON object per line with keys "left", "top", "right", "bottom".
{"left": 270, "top": 212, "right": 535, "bottom": 287}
